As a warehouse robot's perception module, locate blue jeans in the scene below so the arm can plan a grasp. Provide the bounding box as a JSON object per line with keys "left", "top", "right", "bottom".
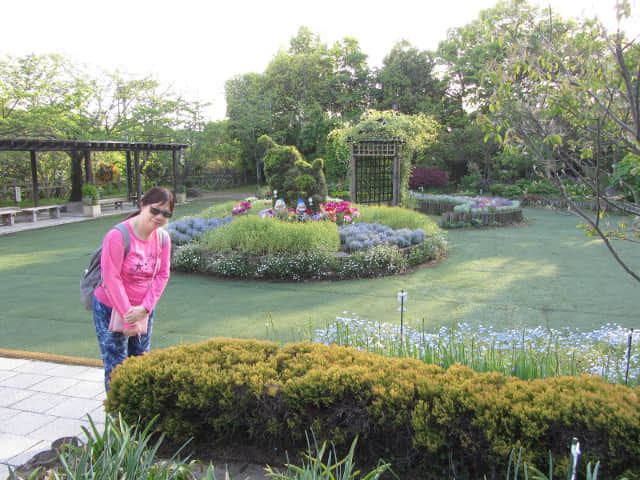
{"left": 92, "top": 296, "right": 154, "bottom": 392}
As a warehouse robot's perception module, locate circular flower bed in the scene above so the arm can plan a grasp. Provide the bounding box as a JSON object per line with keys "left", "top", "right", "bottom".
{"left": 169, "top": 198, "right": 448, "bottom": 281}
{"left": 409, "top": 192, "right": 523, "bottom": 228}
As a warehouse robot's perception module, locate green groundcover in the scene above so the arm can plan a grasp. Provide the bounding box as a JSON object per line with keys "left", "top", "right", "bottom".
{"left": 1, "top": 200, "right": 638, "bottom": 359}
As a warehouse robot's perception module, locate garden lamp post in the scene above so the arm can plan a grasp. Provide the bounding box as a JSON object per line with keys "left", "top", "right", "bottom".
{"left": 397, "top": 290, "right": 407, "bottom": 341}
{"left": 569, "top": 438, "right": 581, "bottom": 480}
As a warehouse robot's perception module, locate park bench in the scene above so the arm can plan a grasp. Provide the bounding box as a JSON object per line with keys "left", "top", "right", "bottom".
{"left": 20, "top": 205, "right": 62, "bottom": 222}
{"left": 98, "top": 197, "right": 128, "bottom": 210}
{"left": 0, "top": 207, "right": 21, "bottom": 226}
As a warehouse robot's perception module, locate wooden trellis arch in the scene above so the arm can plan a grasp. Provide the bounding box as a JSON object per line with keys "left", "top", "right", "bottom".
{"left": 0, "top": 138, "right": 187, "bottom": 206}
{"left": 350, "top": 138, "right": 403, "bottom": 206}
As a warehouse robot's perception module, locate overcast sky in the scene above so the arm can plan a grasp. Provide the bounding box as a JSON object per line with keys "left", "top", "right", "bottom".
{"left": 1, "top": 0, "right": 637, "bottom": 121}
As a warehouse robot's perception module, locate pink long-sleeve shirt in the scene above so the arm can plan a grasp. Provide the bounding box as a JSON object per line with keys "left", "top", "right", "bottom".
{"left": 94, "top": 219, "right": 171, "bottom": 317}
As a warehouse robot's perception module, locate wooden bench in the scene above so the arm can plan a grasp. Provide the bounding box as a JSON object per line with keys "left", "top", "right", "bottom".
{"left": 20, "top": 205, "right": 62, "bottom": 222}
{"left": 0, "top": 207, "right": 21, "bottom": 226}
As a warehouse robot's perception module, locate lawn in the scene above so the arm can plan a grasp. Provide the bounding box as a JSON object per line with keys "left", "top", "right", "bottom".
{"left": 0, "top": 199, "right": 638, "bottom": 360}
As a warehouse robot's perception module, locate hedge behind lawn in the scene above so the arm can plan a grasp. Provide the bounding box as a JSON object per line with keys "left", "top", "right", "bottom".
{"left": 106, "top": 339, "right": 640, "bottom": 480}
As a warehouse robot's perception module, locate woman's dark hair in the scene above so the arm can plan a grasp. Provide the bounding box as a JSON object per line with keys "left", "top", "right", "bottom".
{"left": 128, "top": 187, "right": 175, "bottom": 218}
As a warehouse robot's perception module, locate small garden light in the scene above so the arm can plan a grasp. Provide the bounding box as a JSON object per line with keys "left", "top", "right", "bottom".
{"left": 397, "top": 290, "right": 407, "bottom": 340}
{"left": 569, "top": 438, "right": 581, "bottom": 480}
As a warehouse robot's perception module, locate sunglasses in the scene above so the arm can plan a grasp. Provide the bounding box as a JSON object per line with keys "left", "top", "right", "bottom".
{"left": 149, "top": 206, "right": 172, "bottom": 218}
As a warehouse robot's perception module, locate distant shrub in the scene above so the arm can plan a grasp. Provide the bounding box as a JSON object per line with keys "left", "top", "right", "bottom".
{"left": 489, "top": 184, "right": 523, "bottom": 199}
{"left": 523, "top": 178, "right": 558, "bottom": 195}
{"left": 459, "top": 174, "right": 482, "bottom": 192}
{"left": 409, "top": 167, "right": 449, "bottom": 190}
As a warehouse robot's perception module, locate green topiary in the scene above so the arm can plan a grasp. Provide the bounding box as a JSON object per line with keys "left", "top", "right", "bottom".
{"left": 259, "top": 134, "right": 328, "bottom": 208}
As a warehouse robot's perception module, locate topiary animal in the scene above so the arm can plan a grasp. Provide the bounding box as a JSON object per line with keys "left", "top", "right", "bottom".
{"left": 258, "top": 134, "right": 328, "bottom": 209}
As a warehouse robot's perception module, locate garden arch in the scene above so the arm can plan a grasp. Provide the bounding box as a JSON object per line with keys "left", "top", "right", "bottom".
{"left": 0, "top": 138, "right": 187, "bottom": 206}
{"left": 350, "top": 138, "right": 403, "bottom": 206}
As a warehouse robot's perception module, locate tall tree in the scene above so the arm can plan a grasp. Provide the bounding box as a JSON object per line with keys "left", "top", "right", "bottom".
{"left": 329, "top": 37, "right": 373, "bottom": 121}
{"left": 225, "top": 73, "right": 272, "bottom": 184}
{"left": 436, "top": 0, "right": 542, "bottom": 114}
{"left": 481, "top": 1, "right": 640, "bottom": 283}
{"left": 376, "top": 40, "right": 447, "bottom": 118}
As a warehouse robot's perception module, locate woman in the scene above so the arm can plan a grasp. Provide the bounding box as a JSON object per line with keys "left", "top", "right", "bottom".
{"left": 92, "top": 186, "right": 174, "bottom": 391}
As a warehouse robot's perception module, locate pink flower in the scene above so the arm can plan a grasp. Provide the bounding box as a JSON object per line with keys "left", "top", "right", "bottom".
{"left": 344, "top": 215, "right": 352, "bottom": 223}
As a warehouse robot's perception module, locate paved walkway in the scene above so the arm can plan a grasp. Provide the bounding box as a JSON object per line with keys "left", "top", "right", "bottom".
{"left": 0, "top": 355, "right": 106, "bottom": 478}
{"left": 0, "top": 202, "right": 137, "bottom": 236}
{"left": 0, "top": 191, "right": 249, "bottom": 236}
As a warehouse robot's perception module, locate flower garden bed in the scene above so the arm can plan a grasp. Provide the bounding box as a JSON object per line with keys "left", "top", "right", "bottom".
{"left": 168, "top": 198, "right": 448, "bottom": 281}
{"left": 409, "top": 192, "right": 523, "bottom": 227}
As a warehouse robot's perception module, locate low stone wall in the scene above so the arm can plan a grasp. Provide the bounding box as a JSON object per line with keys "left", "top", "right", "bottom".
{"left": 414, "top": 198, "right": 523, "bottom": 225}
{"left": 521, "top": 194, "right": 623, "bottom": 212}
{"left": 414, "top": 199, "right": 461, "bottom": 215}
{"left": 442, "top": 209, "right": 523, "bottom": 225}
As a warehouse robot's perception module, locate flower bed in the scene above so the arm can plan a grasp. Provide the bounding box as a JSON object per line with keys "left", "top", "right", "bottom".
{"left": 409, "top": 192, "right": 523, "bottom": 227}
{"left": 169, "top": 199, "right": 447, "bottom": 281}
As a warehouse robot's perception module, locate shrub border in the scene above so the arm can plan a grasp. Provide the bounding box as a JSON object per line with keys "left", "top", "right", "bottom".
{"left": 106, "top": 339, "right": 640, "bottom": 480}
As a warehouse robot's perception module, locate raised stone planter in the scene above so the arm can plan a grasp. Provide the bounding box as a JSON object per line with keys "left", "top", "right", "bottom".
{"left": 83, "top": 204, "right": 101, "bottom": 217}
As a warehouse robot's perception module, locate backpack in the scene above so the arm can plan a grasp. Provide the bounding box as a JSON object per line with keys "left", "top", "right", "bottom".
{"left": 80, "top": 224, "right": 166, "bottom": 311}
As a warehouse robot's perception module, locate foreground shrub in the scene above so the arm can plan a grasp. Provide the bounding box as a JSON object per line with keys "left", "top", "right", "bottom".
{"left": 106, "top": 340, "right": 640, "bottom": 480}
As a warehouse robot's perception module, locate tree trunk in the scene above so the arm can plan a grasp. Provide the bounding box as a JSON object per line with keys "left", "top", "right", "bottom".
{"left": 69, "top": 150, "right": 84, "bottom": 201}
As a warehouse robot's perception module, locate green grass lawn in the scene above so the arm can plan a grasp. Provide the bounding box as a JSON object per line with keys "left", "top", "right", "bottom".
{"left": 1, "top": 200, "right": 638, "bottom": 360}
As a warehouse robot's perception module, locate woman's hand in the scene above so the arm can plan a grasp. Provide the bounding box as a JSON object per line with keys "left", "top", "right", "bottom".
{"left": 124, "top": 305, "right": 148, "bottom": 324}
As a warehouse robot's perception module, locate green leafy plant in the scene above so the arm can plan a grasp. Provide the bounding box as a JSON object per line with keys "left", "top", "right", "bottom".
{"left": 81, "top": 184, "right": 98, "bottom": 205}
{"left": 8, "top": 414, "right": 215, "bottom": 480}
{"left": 265, "top": 434, "right": 394, "bottom": 480}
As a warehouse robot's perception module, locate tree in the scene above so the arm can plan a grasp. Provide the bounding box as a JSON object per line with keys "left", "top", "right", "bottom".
{"left": 1, "top": 53, "right": 202, "bottom": 200}
{"left": 0, "top": 53, "right": 93, "bottom": 200}
{"left": 436, "top": 0, "right": 542, "bottom": 115}
{"left": 376, "top": 40, "right": 448, "bottom": 118}
{"left": 329, "top": 37, "right": 373, "bottom": 121}
{"left": 225, "top": 73, "right": 272, "bottom": 184}
{"left": 481, "top": 0, "right": 640, "bottom": 283}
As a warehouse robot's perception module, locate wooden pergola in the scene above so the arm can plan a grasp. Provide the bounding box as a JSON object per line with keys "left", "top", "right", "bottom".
{"left": 0, "top": 138, "right": 188, "bottom": 206}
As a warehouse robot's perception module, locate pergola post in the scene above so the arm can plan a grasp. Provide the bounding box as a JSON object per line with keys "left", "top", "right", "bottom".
{"left": 134, "top": 150, "right": 142, "bottom": 206}
{"left": 392, "top": 154, "right": 400, "bottom": 206}
{"left": 84, "top": 150, "right": 94, "bottom": 185}
{"left": 172, "top": 150, "right": 178, "bottom": 194}
{"left": 30, "top": 150, "right": 39, "bottom": 207}
{"left": 125, "top": 151, "right": 133, "bottom": 200}
{"left": 350, "top": 143, "right": 357, "bottom": 204}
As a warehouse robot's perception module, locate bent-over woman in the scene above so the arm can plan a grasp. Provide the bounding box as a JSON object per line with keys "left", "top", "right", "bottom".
{"left": 92, "top": 186, "right": 174, "bottom": 391}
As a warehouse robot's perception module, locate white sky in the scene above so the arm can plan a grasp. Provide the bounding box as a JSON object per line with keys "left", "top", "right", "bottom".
{"left": 1, "top": 0, "right": 638, "bottom": 122}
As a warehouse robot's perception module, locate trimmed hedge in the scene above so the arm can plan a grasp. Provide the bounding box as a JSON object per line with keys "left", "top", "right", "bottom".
{"left": 106, "top": 339, "right": 640, "bottom": 480}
